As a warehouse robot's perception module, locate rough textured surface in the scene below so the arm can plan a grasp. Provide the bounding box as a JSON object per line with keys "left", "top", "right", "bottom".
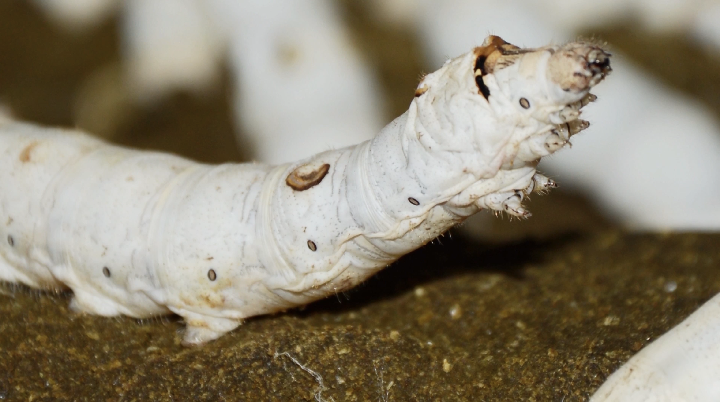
{"left": 2, "top": 231, "right": 720, "bottom": 401}
{"left": 1, "top": 1, "right": 720, "bottom": 401}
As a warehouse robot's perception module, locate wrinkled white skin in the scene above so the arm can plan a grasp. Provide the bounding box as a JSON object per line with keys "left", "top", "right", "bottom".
{"left": 591, "top": 293, "right": 720, "bottom": 402}
{"left": 0, "top": 37, "right": 609, "bottom": 345}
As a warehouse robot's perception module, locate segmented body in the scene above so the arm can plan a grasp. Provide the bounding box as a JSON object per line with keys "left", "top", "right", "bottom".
{"left": 0, "top": 36, "right": 610, "bottom": 344}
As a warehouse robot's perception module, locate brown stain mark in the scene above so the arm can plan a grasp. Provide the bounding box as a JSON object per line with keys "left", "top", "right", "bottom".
{"left": 19, "top": 141, "right": 39, "bottom": 163}
{"left": 414, "top": 85, "right": 429, "bottom": 97}
{"left": 286, "top": 163, "right": 330, "bottom": 191}
{"left": 277, "top": 42, "right": 301, "bottom": 67}
{"left": 179, "top": 290, "right": 224, "bottom": 309}
{"left": 472, "top": 35, "right": 530, "bottom": 99}
{"left": 473, "top": 36, "right": 512, "bottom": 74}
{"left": 198, "top": 291, "right": 224, "bottom": 309}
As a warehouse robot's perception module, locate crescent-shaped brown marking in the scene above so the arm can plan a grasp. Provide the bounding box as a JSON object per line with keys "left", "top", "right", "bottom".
{"left": 472, "top": 35, "right": 530, "bottom": 99}
{"left": 286, "top": 163, "right": 330, "bottom": 191}
{"left": 414, "top": 85, "right": 429, "bottom": 97}
{"left": 19, "top": 141, "right": 39, "bottom": 163}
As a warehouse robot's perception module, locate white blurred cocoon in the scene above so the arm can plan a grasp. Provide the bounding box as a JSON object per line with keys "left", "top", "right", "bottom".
{"left": 118, "top": 0, "right": 384, "bottom": 164}
{"left": 31, "top": 0, "right": 120, "bottom": 30}
{"left": 122, "top": 0, "right": 225, "bottom": 104}
{"left": 691, "top": 2, "right": 720, "bottom": 52}
{"left": 543, "top": 58, "right": 720, "bottom": 230}
{"left": 536, "top": 0, "right": 720, "bottom": 51}
{"left": 204, "top": 0, "right": 384, "bottom": 164}
{"left": 535, "top": 0, "right": 703, "bottom": 33}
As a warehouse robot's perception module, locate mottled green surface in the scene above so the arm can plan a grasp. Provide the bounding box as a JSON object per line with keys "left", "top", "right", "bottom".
{"left": 3, "top": 232, "right": 720, "bottom": 401}
{"left": 2, "top": 1, "right": 720, "bottom": 401}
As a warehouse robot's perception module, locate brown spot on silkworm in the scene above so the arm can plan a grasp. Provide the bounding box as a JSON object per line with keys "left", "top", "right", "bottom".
{"left": 307, "top": 240, "right": 317, "bottom": 251}
{"left": 19, "top": 141, "right": 39, "bottom": 163}
{"left": 198, "top": 292, "right": 224, "bottom": 308}
{"left": 473, "top": 36, "right": 517, "bottom": 74}
{"left": 414, "top": 85, "right": 429, "bottom": 97}
{"left": 286, "top": 163, "right": 330, "bottom": 191}
{"left": 474, "top": 70, "right": 490, "bottom": 99}
{"left": 102, "top": 267, "right": 111, "bottom": 277}
{"left": 207, "top": 269, "right": 217, "bottom": 281}
{"left": 472, "top": 35, "right": 532, "bottom": 100}
{"left": 7, "top": 235, "right": 14, "bottom": 246}
{"left": 473, "top": 54, "right": 491, "bottom": 100}
{"left": 408, "top": 197, "right": 420, "bottom": 206}
{"left": 519, "top": 98, "right": 530, "bottom": 109}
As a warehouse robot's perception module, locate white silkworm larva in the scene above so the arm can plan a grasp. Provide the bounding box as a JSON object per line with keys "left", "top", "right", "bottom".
{"left": 591, "top": 292, "right": 720, "bottom": 401}
{"left": 0, "top": 35, "right": 610, "bottom": 345}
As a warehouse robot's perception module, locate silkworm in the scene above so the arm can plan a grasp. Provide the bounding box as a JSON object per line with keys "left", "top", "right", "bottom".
{"left": 591, "top": 292, "right": 720, "bottom": 401}
{"left": 0, "top": 36, "right": 610, "bottom": 345}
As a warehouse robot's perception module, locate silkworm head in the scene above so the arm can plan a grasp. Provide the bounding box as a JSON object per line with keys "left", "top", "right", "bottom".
{"left": 473, "top": 36, "right": 611, "bottom": 122}
{"left": 545, "top": 42, "right": 611, "bottom": 102}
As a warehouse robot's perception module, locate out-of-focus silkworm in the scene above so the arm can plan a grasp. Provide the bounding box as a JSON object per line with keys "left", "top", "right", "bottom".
{"left": 592, "top": 292, "right": 720, "bottom": 401}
